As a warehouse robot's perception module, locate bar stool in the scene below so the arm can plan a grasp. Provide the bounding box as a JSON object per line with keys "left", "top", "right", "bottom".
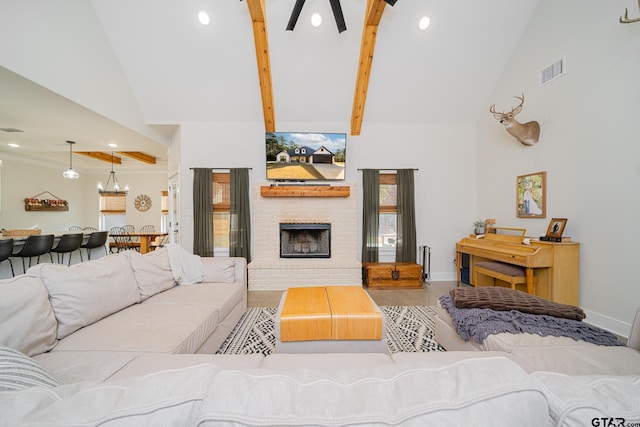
{"left": 13, "top": 234, "right": 54, "bottom": 273}
{"left": 50, "top": 233, "right": 83, "bottom": 266}
{"left": 0, "top": 239, "right": 15, "bottom": 277}
{"left": 80, "top": 231, "right": 109, "bottom": 261}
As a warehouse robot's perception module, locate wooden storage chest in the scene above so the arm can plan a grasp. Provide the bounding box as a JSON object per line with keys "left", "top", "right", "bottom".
{"left": 363, "top": 262, "right": 423, "bottom": 289}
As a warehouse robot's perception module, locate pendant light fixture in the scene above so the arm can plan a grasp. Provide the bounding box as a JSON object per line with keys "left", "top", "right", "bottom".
{"left": 62, "top": 140, "right": 80, "bottom": 179}
{"left": 97, "top": 152, "right": 129, "bottom": 194}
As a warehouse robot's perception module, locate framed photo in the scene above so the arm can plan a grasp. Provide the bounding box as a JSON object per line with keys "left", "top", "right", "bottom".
{"left": 516, "top": 171, "right": 546, "bottom": 218}
{"left": 546, "top": 218, "right": 567, "bottom": 238}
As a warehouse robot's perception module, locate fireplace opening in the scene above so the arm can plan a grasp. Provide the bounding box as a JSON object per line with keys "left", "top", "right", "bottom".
{"left": 280, "top": 223, "right": 331, "bottom": 258}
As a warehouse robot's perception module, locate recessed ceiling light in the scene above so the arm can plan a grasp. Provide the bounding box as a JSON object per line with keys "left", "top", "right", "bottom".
{"left": 198, "top": 11, "right": 210, "bottom": 26}
{"left": 310, "top": 12, "right": 322, "bottom": 27}
{"left": 108, "top": 143, "right": 118, "bottom": 148}
{"left": 419, "top": 16, "right": 431, "bottom": 30}
{"left": 8, "top": 143, "right": 19, "bottom": 148}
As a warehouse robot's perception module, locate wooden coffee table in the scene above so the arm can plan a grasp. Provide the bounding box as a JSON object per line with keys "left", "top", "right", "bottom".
{"left": 275, "top": 286, "right": 387, "bottom": 353}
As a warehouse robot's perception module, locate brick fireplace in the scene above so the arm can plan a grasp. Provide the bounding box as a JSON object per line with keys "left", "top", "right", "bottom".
{"left": 248, "top": 183, "right": 361, "bottom": 290}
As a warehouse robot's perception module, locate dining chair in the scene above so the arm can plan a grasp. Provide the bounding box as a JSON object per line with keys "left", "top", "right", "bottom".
{"left": 83, "top": 226, "right": 97, "bottom": 232}
{"left": 80, "top": 231, "right": 109, "bottom": 261}
{"left": 109, "top": 227, "right": 138, "bottom": 253}
{"left": 151, "top": 234, "right": 169, "bottom": 250}
{"left": 140, "top": 225, "right": 156, "bottom": 233}
{"left": 50, "top": 233, "right": 83, "bottom": 266}
{"left": 68, "top": 225, "right": 83, "bottom": 232}
{"left": 122, "top": 224, "right": 139, "bottom": 244}
{"left": 13, "top": 234, "right": 55, "bottom": 273}
{"left": 0, "top": 239, "right": 15, "bottom": 277}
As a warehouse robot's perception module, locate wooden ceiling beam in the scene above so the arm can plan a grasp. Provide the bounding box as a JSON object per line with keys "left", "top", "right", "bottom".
{"left": 76, "top": 151, "right": 122, "bottom": 164}
{"left": 246, "top": 0, "right": 276, "bottom": 132}
{"left": 351, "top": 0, "right": 387, "bottom": 136}
{"left": 117, "top": 151, "right": 156, "bottom": 164}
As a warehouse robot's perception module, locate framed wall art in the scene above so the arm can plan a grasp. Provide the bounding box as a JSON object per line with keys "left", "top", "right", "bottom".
{"left": 516, "top": 171, "right": 546, "bottom": 218}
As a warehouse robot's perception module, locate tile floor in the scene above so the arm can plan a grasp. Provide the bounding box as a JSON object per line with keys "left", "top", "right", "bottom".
{"left": 247, "top": 281, "right": 459, "bottom": 307}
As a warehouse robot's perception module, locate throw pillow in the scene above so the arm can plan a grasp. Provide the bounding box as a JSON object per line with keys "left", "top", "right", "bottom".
{"left": 0, "top": 345, "right": 63, "bottom": 391}
{"left": 0, "top": 276, "right": 58, "bottom": 356}
{"left": 28, "top": 253, "right": 141, "bottom": 339}
{"left": 201, "top": 258, "right": 236, "bottom": 284}
{"left": 127, "top": 249, "right": 176, "bottom": 300}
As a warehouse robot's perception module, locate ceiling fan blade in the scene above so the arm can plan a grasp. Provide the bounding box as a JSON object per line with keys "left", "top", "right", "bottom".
{"left": 286, "top": 0, "right": 306, "bottom": 31}
{"left": 329, "top": 0, "right": 346, "bottom": 33}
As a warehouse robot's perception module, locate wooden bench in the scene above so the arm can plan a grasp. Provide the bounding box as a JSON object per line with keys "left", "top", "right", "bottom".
{"left": 473, "top": 261, "right": 535, "bottom": 295}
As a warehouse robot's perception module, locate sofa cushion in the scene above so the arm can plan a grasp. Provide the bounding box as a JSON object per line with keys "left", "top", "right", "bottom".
{"left": 34, "top": 351, "right": 144, "bottom": 385}
{"left": 108, "top": 354, "right": 265, "bottom": 381}
{"left": 0, "top": 345, "right": 63, "bottom": 391}
{"left": 261, "top": 353, "right": 394, "bottom": 371}
{"left": 144, "top": 282, "right": 244, "bottom": 321}
{"left": 199, "top": 357, "right": 550, "bottom": 426}
{"left": 52, "top": 303, "right": 219, "bottom": 354}
{"left": 126, "top": 249, "right": 176, "bottom": 300}
{"left": 505, "top": 343, "right": 640, "bottom": 375}
{"left": 0, "top": 364, "right": 217, "bottom": 426}
{"left": 201, "top": 258, "right": 236, "bottom": 284}
{"left": 0, "top": 275, "right": 58, "bottom": 356}
{"left": 28, "top": 253, "right": 141, "bottom": 339}
{"left": 532, "top": 372, "right": 640, "bottom": 426}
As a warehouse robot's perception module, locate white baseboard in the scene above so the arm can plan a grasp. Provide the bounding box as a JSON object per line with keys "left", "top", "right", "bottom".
{"left": 427, "top": 272, "right": 457, "bottom": 282}
{"left": 582, "top": 308, "right": 631, "bottom": 339}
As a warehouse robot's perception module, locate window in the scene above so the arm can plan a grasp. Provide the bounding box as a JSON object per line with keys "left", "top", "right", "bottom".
{"left": 99, "top": 193, "right": 127, "bottom": 232}
{"left": 379, "top": 173, "right": 397, "bottom": 247}
{"left": 213, "top": 173, "right": 230, "bottom": 248}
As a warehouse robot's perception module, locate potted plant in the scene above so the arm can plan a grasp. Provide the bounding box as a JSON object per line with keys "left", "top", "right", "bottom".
{"left": 473, "top": 220, "right": 486, "bottom": 235}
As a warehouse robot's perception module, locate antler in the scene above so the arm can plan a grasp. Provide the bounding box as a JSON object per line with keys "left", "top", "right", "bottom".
{"left": 489, "top": 104, "right": 499, "bottom": 114}
{"left": 512, "top": 93, "right": 525, "bottom": 110}
{"left": 620, "top": 0, "right": 640, "bottom": 23}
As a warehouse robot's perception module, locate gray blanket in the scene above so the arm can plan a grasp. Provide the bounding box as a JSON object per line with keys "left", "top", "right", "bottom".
{"left": 439, "top": 294, "right": 623, "bottom": 346}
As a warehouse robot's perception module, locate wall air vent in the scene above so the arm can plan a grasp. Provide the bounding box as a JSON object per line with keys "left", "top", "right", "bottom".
{"left": 0, "top": 127, "right": 24, "bottom": 133}
{"left": 540, "top": 56, "right": 566, "bottom": 87}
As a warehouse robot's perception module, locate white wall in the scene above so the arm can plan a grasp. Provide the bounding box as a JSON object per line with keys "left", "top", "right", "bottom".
{"left": 0, "top": 157, "right": 167, "bottom": 278}
{"left": 176, "top": 120, "right": 476, "bottom": 280}
{"left": 476, "top": 0, "right": 640, "bottom": 334}
{"left": 0, "top": 156, "right": 90, "bottom": 231}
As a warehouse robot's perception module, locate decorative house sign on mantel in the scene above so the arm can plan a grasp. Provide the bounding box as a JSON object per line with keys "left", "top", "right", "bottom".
{"left": 25, "top": 191, "right": 69, "bottom": 211}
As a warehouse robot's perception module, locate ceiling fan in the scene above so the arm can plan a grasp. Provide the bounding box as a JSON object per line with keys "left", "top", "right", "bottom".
{"left": 285, "top": 0, "right": 397, "bottom": 33}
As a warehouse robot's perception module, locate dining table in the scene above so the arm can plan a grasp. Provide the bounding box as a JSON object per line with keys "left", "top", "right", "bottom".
{"left": 112, "top": 232, "right": 168, "bottom": 254}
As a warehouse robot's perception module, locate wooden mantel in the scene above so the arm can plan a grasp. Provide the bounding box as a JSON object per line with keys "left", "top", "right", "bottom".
{"left": 260, "top": 185, "right": 350, "bottom": 198}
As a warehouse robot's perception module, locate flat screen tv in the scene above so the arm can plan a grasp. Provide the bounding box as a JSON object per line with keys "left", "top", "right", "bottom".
{"left": 266, "top": 132, "right": 346, "bottom": 181}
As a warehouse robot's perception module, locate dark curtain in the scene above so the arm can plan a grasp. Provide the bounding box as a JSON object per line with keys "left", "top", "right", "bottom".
{"left": 396, "top": 169, "right": 417, "bottom": 263}
{"left": 193, "top": 168, "right": 214, "bottom": 257}
{"left": 229, "top": 168, "right": 252, "bottom": 262}
{"left": 361, "top": 169, "right": 379, "bottom": 263}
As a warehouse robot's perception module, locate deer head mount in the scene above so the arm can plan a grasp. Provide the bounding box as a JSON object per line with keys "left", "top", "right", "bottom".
{"left": 489, "top": 94, "right": 540, "bottom": 146}
{"left": 620, "top": 0, "right": 640, "bottom": 23}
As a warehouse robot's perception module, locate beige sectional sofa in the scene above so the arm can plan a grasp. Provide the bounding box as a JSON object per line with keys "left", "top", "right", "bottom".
{"left": 1, "top": 249, "right": 639, "bottom": 426}
{"left": 0, "top": 246, "right": 248, "bottom": 384}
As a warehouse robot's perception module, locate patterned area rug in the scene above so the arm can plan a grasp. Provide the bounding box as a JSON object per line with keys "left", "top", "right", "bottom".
{"left": 216, "top": 306, "right": 445, "bottom": 355}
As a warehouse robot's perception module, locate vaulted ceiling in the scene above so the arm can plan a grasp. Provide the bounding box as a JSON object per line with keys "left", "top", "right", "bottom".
{"left": 0, "top": 0, "right": 540, "bottom": 172}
